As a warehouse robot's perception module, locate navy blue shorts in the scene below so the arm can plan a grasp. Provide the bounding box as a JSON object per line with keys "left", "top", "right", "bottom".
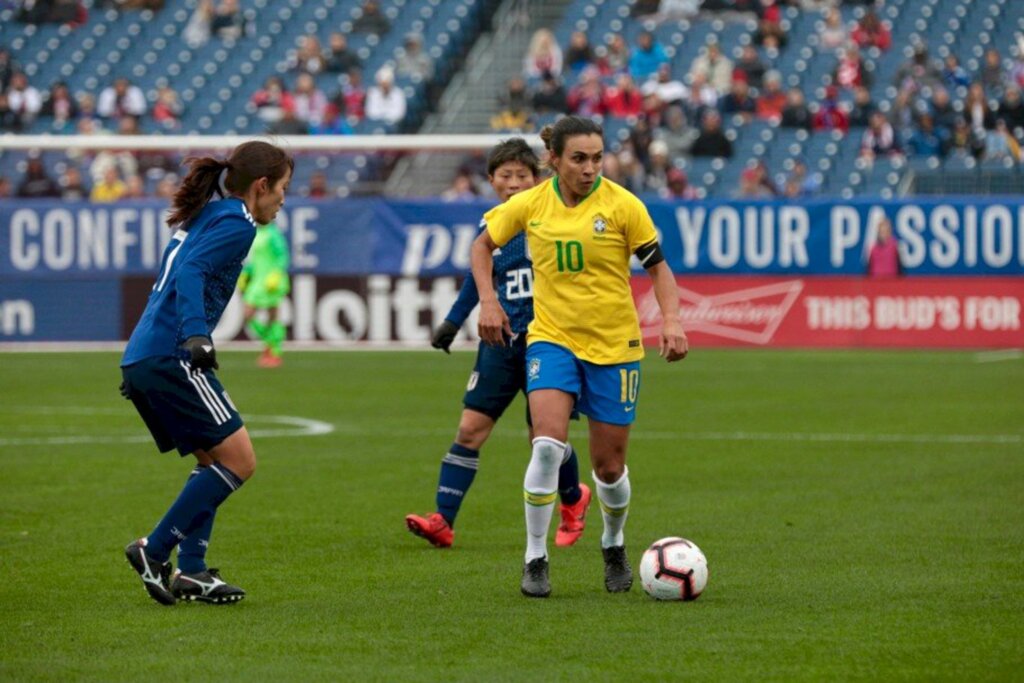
{"left": 463, "top": 335, "right": 529, "bottom": 423}
{"left": 121, "top": 356, "right": 244, "bottom": 456}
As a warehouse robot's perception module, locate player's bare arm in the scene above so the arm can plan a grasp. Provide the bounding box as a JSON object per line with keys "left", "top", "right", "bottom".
{"left": 647, "top": 260, "right": 688, "bottom": 362}
{"left": 470, "top": 230, "right": 512, "bottom": 346}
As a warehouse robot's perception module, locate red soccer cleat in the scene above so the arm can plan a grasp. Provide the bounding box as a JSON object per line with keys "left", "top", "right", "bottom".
{"left": 257, "top": 350, "right": 282, "bottom": 368}
{"left": 555, "top": 483, "right": 592, "bottom": 547}
{"left": 405, "top": 512, "right": 454, "bottom": 548}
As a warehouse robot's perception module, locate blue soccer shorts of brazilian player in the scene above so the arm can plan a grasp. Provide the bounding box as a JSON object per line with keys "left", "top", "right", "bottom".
{"left": 525, "top": 341, "right": 641, "bottom": 426}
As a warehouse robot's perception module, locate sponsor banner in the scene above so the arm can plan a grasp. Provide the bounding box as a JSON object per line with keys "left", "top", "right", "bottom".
{"left": 2, "top": 198, "right": 1023, "bottom": 277}
{"left": 0, "top": 279, "right": 121, "bottom": 340}
{"left": 632, "top": 276, "right": 1024, "bottom": 348}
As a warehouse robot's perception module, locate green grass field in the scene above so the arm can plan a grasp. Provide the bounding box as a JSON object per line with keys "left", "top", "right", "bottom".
{"left": 1, "top": 349, "right": 1022, "bottom": 681}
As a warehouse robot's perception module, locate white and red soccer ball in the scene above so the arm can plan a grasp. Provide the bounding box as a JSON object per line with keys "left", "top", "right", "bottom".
{"left": 639, "top": 537, "right": 708, "bottom": 601}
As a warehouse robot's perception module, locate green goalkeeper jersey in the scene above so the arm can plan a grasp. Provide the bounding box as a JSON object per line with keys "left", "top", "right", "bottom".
{"left": 241, "top": 222, "right": 290, "bottom": 307}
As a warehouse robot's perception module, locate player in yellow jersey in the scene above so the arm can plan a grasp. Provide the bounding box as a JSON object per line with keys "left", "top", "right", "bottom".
{"left": 470, "top": 115, "right": 688, "bottom": 598}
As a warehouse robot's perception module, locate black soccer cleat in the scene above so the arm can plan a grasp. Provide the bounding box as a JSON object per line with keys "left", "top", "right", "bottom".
{"left": 124, "top": 539, "right": 176, "bottom": 606}
{"left": 521, "top": 557, "right": 551, "bottom": 598}
{"left": 172, "top": 568, "right": 246, "bottom": 604}
{"left": 602, "top": 545, "right": 633, "bottom": 593}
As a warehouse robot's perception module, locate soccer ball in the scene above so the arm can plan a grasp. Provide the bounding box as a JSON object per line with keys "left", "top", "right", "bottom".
{"left": 639, "top": 537, "right": 708, "bottom": 601}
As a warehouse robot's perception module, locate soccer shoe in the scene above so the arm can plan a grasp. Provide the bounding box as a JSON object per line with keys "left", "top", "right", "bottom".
{"left": 602, "top": 545, "right": 633, "bottom": 593}
{"left": 124, "top": 539, "right": 176, "bottom": 606}
{"left": 555, "top": 483, "right": 592, "bottom": 547}
{"left": 521, "top": 557, "right": 551, "bottom": 598}
{"left": 257, "top": 350, "right": 282, "bottom": 368}
{"left": 404, "top": 512, "right": 454, "bottom": 548}
{"left": 172, "top": 568, "right": 246, "bottom": 604}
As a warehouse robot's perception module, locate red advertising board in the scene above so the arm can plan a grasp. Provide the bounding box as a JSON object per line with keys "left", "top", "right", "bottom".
{"left": 632, "top": 277, "right": 1024, "bottom": 348}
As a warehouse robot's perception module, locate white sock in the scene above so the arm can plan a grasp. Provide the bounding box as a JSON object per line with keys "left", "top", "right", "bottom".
{"left": 523, "top": 437, "right": 565, "bottom": 561}
{"left": 594, "top": 467, "right": 631, "bottom": 549}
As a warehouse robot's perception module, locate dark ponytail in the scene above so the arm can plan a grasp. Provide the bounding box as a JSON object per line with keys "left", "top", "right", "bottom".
{"left": 166, "top": 140, "right": 294, "bottom": 228}
{"left": 539, "top": 115, "right": 603, "bottom": 171}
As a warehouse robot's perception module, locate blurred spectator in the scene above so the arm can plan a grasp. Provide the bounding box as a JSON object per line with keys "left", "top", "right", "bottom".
{"left": 292, "top": 72, "right": 328, "bottom": 127}
{"left": 783, "top": 159, "right": 821, "bottom": 198}
{"left": 819, "top": 7, "right": 847, "bottom": 52}
{"left": 291, "top": 34, "right": 326, "bottom": 75}
{"left": 984, "top": 119, "right": 1021, "bottom": 163}
{"left": 491, "top": 77, "right": 532, "bottom": 131}
{"left": 643, "top": 64, "right": 687, "bottom": 108}
{"left": 601, "top": 150, "right": 626, "bottom": 187}
{"left": 681, "top": 71, "right": 718, "bottom": 124}
{"left": 888, "top": 85, "right": 916, "bottom": 135}
{"left": 964, "top": 82, "right": 996, "bottom": 134}
{"left": 848, "top": 85, "right": 875, "bottom": 127}
{"left": 599, "top": 34, "right": 630, "bottom": 75}
{"left": 979, "top": 49, "right": 1006, "bottom": 93}
{"left": 690, "top": 43, "right": 733, "bottom": 94}
{"left": 353, "top": 0, "right": 390, "bottom": 36}
{"left": 531, "top": 71, "right": 568, "bottom": 115}
{"left": 753, "top": 4, "right": 788, "bottom": 48}
{"left": 59, "top": 166, "right": 88, "bottom": 200}
{"left": 152, "top": 85, "right": 183, "bottom": 129}
{"left": 615, "top": 145, "right": 647, "bottom": 193}
{"left": 756, "top": 71, "right": 787, "bottom": 123}
{"left": 628, "top": 31, "right": 669, "bottom": 82}
{"left": 567, "top": 67, "right": 606, "bottom": 117}
{"left": 268, "top": 107, "right": 308, "bottom": 135}
{"left": 781, "top": 86, "right": 812, "bottom": 129}
{"left": 17, "top": 155, "right": 61, "bottom": 198}
{"left": 441, "top": 172, "right": 477, "bottom": 202}
{"left": 851, "top": 9, "right": 890, "bottom": 51}
{"left": 812, "top": 86, "right": 849, "bottom": 133}
{"left": 77, "top": 91, "right": 98, "bottom": 120}
{"left": 603, "top": 73, "right": 644, "bottom": 117}
{"left": 17, "top": 0, "right": 84, "bottom": 24}
{"left": 155, "top": 174, "right": 178, "bottom": 200}
{"left": 90, "top": 166, "right": 126, "bottom": 202}
{"left": 867, "top": 217, "right": 901, "bottom": 278}
{"left": 564, "top": 31, "right": 594, "bottom": 76}
{"left": 690, "top": 110, "right": 733, "bottom": 158}
{"left": 644, "top": 139, "right": 673, "bottom": 194}
{"left": 326, "top": 33, "right": 361, "bottom": 74}
{"left": 251, "top": 76, "right": 293, "bottom": 124}
{"left": 365, "top": 66, "right": 406, "bottom": 125}
{"left": 309, "top": 105, "right": 353, "bottom": 135}
{"left": 182, "top": 0, "right": 212, "bottom": 48}
{"left": 942, "top": 54, "right": 970, "bottom": 89}
{"left": 928, "top": 86, "right": 957, "bottom": 135}
{"left": 89, "top": 117, "right": 141, "bottom": 182}
{"left": 735, "top": 166, "right": 774, "bottom": 198}
{"left": 122, "top": 174, "right": 146, "bottom": 200}
{"left": 630, "top": 0, "right": 659, "bottom": 16}
{"left": 654, "top": 105, "right": 692, "bottom": 159}
{"left": 97, "top": 77, "right": 146, "bottom": 119}
{"left": 210, "top": 0, "right": 246, "bottom": 40}
{"left": 651, "top": 0, "right": 700, "bottom": 24}
{"left": 307, "top": 171, "right": 330, "bottom": 198}
{"left": 721, "top": 75, "right": 756, "bottom": 122}
{"left": 6, "top": 72, "right": 42, "bottom": 127}
{"left": 397, "top": 34, "right": 434, "bottom": 81}
{"left": 997, "top": 86, "right": 1024, "bottom": 133}
{"left": 734, "top": 45, "right": 767, "bottom": 89}
{"left": 337, "top": 67, "right": 367, "bottom": 121}
{"left": 524, "top": 29, "right": 563, "bottom": 79}
{"left": 0, "top": 176, "right": 12, "bottom": 198}
{"left": 860, "top": 110, "right": 900, "bottom": 159}
{"left": 41, "top": 81, "right": 79, "bottom": 130}
{"left": 907, "top": 113, "right": 945, "bottom": 157}
{"left": 945, "top": 117, "right": 985, "bottom": 159}
{"left": 662, "top": 167, "right": 698, "bottom": 199}
{"left": 893, "top": 45, "right": 942, "bottom": 92}
{"left": 629, "top": 117, "right": 655, "bottom": 169}
{"left": 834, "top": 45, "right": 870, "bottom": 90}
{"left": 0, "top": 49, "right": 17, "bottom": 92}
{"left": 0, "top": 92, "right": 23, "bottom": 132}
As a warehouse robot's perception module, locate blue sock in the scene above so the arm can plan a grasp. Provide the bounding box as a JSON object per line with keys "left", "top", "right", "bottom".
{"left": 435, "top": 443, "right": 478, "bottom": 527}
{"left": 146, "top": 462, "right": 243, "bottom": 563}
{"left": 176, "top": 465, "right": 215, "bottom": 574}
{"left": 558, "top": 444, "right": 582, "bottom": 506}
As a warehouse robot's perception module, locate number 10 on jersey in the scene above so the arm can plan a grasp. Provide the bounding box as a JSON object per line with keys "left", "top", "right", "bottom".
{"left": 555, "top": 240, "right": 584, "bottom": 273}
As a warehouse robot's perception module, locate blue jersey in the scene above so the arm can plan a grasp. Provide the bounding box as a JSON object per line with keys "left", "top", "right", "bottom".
{"left": 122, "top": 197, "right": 257, "bottom": 366}
{"left": 446, "top": 224, "right": 533, "bottom": 335}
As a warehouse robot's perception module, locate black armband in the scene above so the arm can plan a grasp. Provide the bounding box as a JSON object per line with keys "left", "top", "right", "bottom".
{"left": 635, "top": 240, "right": 665, "bottom": 269}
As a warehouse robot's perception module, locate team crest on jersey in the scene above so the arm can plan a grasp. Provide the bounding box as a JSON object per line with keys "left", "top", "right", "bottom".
{"left": 527, "top": 358, "right": 541, "bottom": 381}
{"left": 467, "top": 371, "right": 479, "bottom": 391}
{"left": 593, "top": 214, "right": 608, "bottom": 234}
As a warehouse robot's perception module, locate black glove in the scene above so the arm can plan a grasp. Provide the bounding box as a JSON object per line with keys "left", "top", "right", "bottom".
{"left": 182, "top": 335, "right": 219, "bottom": 370}
{"left": 119, "top": 380, "right": 131, "bottom": 400}
{"left": 430, "top": 320, "right": 460, "bottom": 354}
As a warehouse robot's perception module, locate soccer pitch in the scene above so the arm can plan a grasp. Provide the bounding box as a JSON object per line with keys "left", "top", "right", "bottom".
{"left": 1, "top": 349, "right": 1021, "bottom": 681}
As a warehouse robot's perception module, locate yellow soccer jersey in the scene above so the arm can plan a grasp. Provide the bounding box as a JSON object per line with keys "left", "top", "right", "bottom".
{"left": 484, "top": 175, "right": 658, "bottom": 365}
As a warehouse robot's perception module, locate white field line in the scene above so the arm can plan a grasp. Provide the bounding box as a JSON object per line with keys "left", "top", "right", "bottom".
{"left": 974, "top": 350, "right": 1024, "bottom": 363}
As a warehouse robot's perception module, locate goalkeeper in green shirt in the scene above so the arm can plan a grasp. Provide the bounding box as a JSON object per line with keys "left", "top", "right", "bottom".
{"left": 238, "top": 221, "right": 290, "bottom": 367}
